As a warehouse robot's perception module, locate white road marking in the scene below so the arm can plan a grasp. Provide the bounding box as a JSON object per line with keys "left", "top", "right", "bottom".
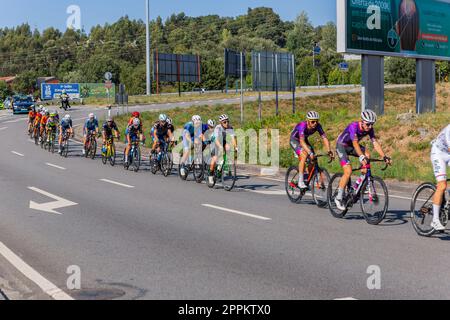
{"left": 4, "top": 118, "right": 27, "bottom": 123}
{"left": 202, "top": 204, "right": 272, "bottom": 221}
{"left": 28, "top": 187, "right": 78, "bottom": 215}
{"left": 0, "top": 241, "right": 73, "bottom": 300}
{"left": 100, "top": 179, "right": 135, "bottom": 189}
{"left": 334, "top": 297, "right": 358, "bottom": 300}
{"left": 45, "top": 163, "right": 66, "bottom": 170}
{"left": 11, "top": 151, "right": 24, "bottom": 157}
{"left": 244, "top": 189, "right": 286, "bottom": 196}
{"left": 0, "top": 127, "right": 7, "bottom": 131}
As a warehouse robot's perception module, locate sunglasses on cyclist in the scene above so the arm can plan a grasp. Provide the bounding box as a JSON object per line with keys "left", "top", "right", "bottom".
{"left": 363, "top": 122, "right": 375, "bottom": 127}
{"left": 222, "top": 120, "right": 229, "bottom": 124}
{"left": 308, "top": 120, "right": 318, "bottom": 124}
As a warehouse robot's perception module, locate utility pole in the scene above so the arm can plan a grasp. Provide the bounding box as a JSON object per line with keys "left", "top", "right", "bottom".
{"left": 146, "top": 0, "right": 151, "bottom": 96}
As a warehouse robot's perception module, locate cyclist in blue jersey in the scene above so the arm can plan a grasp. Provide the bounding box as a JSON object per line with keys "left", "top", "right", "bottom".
{"left": 83, "top": 113, "right": 99, "bottom": 156}
{"left": 58, "top": 114, "right": 73, "bottom": 154}
{"left": 180, "top": 115, "right": 206, "bottom": 177}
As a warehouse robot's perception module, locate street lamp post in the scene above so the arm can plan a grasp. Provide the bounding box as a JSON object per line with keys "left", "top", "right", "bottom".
{"left": 146, "top": 0, "right": 151, "bottom": 96}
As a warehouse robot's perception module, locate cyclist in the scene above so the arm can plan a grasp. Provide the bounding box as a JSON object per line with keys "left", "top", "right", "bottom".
{"left": 167, "top": 117, "right": 175, "bottom": 138}
{"left": 58, "top": 114, "right": 73, "bottom": 154}
{"left": 45, "top": 112, "right": 59, "bottom": 143}
{"left": 125, "top": 118, "right": 144, "bottom": 166}
{"left": 430, "top": 124, "right": 450, "bottom": 231}
{"left": 83, "top": 113, "right": 99, "bottom": 155}
{"left": 180, "top": 115, "right": 205, "bottom": 176}
{"left": 102, "top": 117, "right": 120, "bottom": 155}
{"left": 33, "top": 108, "right": 43, "bottom": 139}
{"left": 125, "top": 111, "right": 142, "bottom": 143}
{"left": 27, "top": 106, "right": 37, "bottom": 134}
{"left": 208, "top": 114, "right": 238, "bottom": 185}
{"left": 290, "top": 111, "right": 334, "bottom": 189}
{"left": 334, "top": 110, "right": 392, "bottom": 211}
{"left": 39, "top": 109, "right": 50, "bottom": 143}
{"left": 152, "top": 114, "right": 174, "bottom": 160}
{"left": 60, "top": 90, "right": 71, "bottom": 109}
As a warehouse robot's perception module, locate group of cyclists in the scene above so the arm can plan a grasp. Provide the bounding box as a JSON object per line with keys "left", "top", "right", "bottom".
{"left": 27, "top": 100, "right": 450, "bottom": 231}
{"left": 40, "top": 109, "right": 237, "bottom": 186}
{"left": 289, "top": 109, "right": 449, "bottom": 232}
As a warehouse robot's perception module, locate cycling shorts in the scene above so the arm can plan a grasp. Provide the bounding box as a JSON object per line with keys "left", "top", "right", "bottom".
{"left": 336, "top": 143, "right": 366, "bottom": 167}
{"left": 290, "top": 138, "right": 313, "bottom": 157}
{"left": 431, "top": 145, "right": 450, "bottom": 182}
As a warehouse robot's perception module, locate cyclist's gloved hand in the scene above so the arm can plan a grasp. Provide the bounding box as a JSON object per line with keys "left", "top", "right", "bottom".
{"left": 383, "top": 156, "right": 392, "bottom": 165}
{"left": 359, "top": 155, "right": 368, "bottom": 165}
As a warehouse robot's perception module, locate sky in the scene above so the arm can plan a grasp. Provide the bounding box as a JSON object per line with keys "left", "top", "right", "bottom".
{"left": 0, "top": 0, "right": 337, "bottom": 32}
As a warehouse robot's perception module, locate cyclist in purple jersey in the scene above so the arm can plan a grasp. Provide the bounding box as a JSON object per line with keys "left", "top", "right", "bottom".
{"left": 290, "top": 111, "right": 334, "bottom": 189}
{"left": 334, "top": 110, "right": 392, "bottom": 210}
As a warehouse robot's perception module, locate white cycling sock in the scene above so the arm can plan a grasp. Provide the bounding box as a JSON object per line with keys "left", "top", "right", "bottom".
{"left": 433, "top": 204, "right": 441, "bottom": 222}
{"left": 337, "top": 188, "right": 344, "bottom": 201}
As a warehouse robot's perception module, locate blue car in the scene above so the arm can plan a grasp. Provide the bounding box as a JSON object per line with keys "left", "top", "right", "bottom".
{"left": 12, "top": 95, "right": 35, "bottom": 115}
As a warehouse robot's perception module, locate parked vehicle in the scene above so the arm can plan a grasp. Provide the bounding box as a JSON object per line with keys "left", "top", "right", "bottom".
{"left": 12, "top": 95, "right": 35, "bottom": 115}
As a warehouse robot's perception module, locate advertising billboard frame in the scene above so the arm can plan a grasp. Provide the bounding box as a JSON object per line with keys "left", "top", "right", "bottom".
{"left": 337, "top": 0, "right": 450, "bottom": 61}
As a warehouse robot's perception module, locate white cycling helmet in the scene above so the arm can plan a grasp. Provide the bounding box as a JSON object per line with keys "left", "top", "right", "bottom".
{"left": 219, "top": 114, "right": 229, "bottom": 122}
{"left": 133, "top": 118, "right": 141, "bottom": 127}
{"left": 64, "top": 114, "right": 71, "bottom": 120}
{"left": 207, "top": 119, "right": 216, "bottom": 127}
{"left": 89, "top": 113, "right": 95, "bottom": 119}
{"left": 167, "top": 117, "right": 173, "bottom": 125}
{"left": 307, "top": 111, "right": 320, "bottom": 121}
{"left": 159, "top": 114, "right": 168, "bottom": 122}
{"left": 192, "top": 115, "right": 202, "bottom": 123}
{"left": 361, "top": 110, "right": 378, "bottom": 123}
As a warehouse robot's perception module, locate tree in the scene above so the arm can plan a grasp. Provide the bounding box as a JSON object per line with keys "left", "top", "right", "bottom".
{"left": 286, "top": 11, "right": 315, "bottom": 58}
{"left": 385, "top": 57, "right": 416, "bottom": 84}
{"left": 0, "top": 81, "right": 12, "bottom": 100}
{"left": 12, "top": 71, "right": 38, "bottom": 94}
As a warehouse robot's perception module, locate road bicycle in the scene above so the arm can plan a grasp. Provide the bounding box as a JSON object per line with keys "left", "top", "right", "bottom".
{"left": 33, "top": 123, "right": 40, "bottom": 145}
{"left": 124, "top": 139, "right": 141, "bottom": 172}
{"left": 327, "top": 159, "right": 390, "bottom": 225}
{"left": 44, "top": 128, "right": 57, "bottom": 154}
{"left": 150, "top": 141, "right": 174, "bottom": 177}
{"left": 60, "top": 131, "right": 71, "bottom": 158}
{"left": 179, "top": 142, "right": 205, "bottom": 183}
{"left": 207, "top": 149, "right": 237, "bottom": 192}
{"left": 285, "top": 154, "right": 332, "bottom": 208}
{"left": 410, "top": 179, "right": 449, "bottom": 237}
{"left": 84, "top": 131, "right": 97, "bottom": 160}
{"left": 102, "top": 137, "right": 117, "bottom": 166}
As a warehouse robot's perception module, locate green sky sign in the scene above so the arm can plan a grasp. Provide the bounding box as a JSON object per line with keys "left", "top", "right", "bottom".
{"left": 338, "top": 0, "right": 450, "bottom": 60}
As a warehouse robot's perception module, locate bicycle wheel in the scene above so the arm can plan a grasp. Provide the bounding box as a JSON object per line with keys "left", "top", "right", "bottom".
{"left": 285, "top": 166, "right": 304, "bottom": 204}
{"left": 109, "top": 144, "right": 116, "bottom": 166}
{"left": 63, "top": 140, "right": 69, "bottom": 158}
{"left": 193, "top": 156, "right": 204, "bottom": 183}
{"left": 222, "top": 159, "right": 237, "bottom": 191}
{"left": 50, "top": 135, "right": 56, "bottom": 154}
{"left": 161, "top": 153, "right": 173, "bottom": 177}
{"left": 150, "top": 154, "right": 159, "bottom": 175}
{"left": 311, "top": 169, "right": 331, "bottom": 208}
{"left": 132, "top": 147, "right": 140, "bottom": 172}
{"left": 360, "top": 177, "right": 389, "bottom": 225}
{"left": 207, "top": 167, "right": 217, "bottom": 189}
{"left": 90, "top": 139, "right": 97, "bottom": 160}
{"left": 101, "top": 145, "right": 107, "bottom": 165}
{"left": 34, "top": 131, "right": 39, "bottom": 145}
{"left": 410, "top": 183, "right": 446, "bottom": 237}
{"left": 327, "top": 173, "right": 350, "bottom": 219}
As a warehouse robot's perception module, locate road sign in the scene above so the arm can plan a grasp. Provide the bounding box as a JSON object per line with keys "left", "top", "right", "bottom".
{"left": 105, "top": 81, "right": 113, "bottom": 89}
{"left": 41, "top": 83, "right": 80, "bottom": 100}
{"left": 339, "top": 62, "right": 349, "bottom": 71}
{"left": 104, "top": 72, "right": 112, "bottom": 81}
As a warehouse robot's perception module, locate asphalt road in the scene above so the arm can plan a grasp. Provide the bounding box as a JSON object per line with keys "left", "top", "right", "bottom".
{"left": 0, "top": 96, "right": 449, "bottom": 300}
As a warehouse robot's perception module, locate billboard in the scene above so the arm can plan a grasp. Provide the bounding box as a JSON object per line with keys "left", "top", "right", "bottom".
{"left": 153, "top": 53, "right": 201, "bottom": 83}
{"left": 224, "top": 49, "right": 248, "bottom": 78}
{"left": 337, "top": 0, "right": 450, "bottom": 60}
{"left": 80, "top": 83, "right": 116, "bottom": 99}
{"left": 41, "top": 83, "right": 80, "bottom": 100}
{"left": 252, "top": 51, "right": 295, "bottom": 92}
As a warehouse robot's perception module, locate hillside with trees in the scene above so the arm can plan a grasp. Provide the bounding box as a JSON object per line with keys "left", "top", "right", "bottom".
{"left": 0, "top": 7, "right": 448, "bottom": 98}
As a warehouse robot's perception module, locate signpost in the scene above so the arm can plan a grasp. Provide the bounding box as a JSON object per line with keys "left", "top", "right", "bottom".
{"left": 313, "top": 44, "right": 321, "bottom": 88}
{"left": 339, "top": 62, "right": 349, "bottom": 72}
